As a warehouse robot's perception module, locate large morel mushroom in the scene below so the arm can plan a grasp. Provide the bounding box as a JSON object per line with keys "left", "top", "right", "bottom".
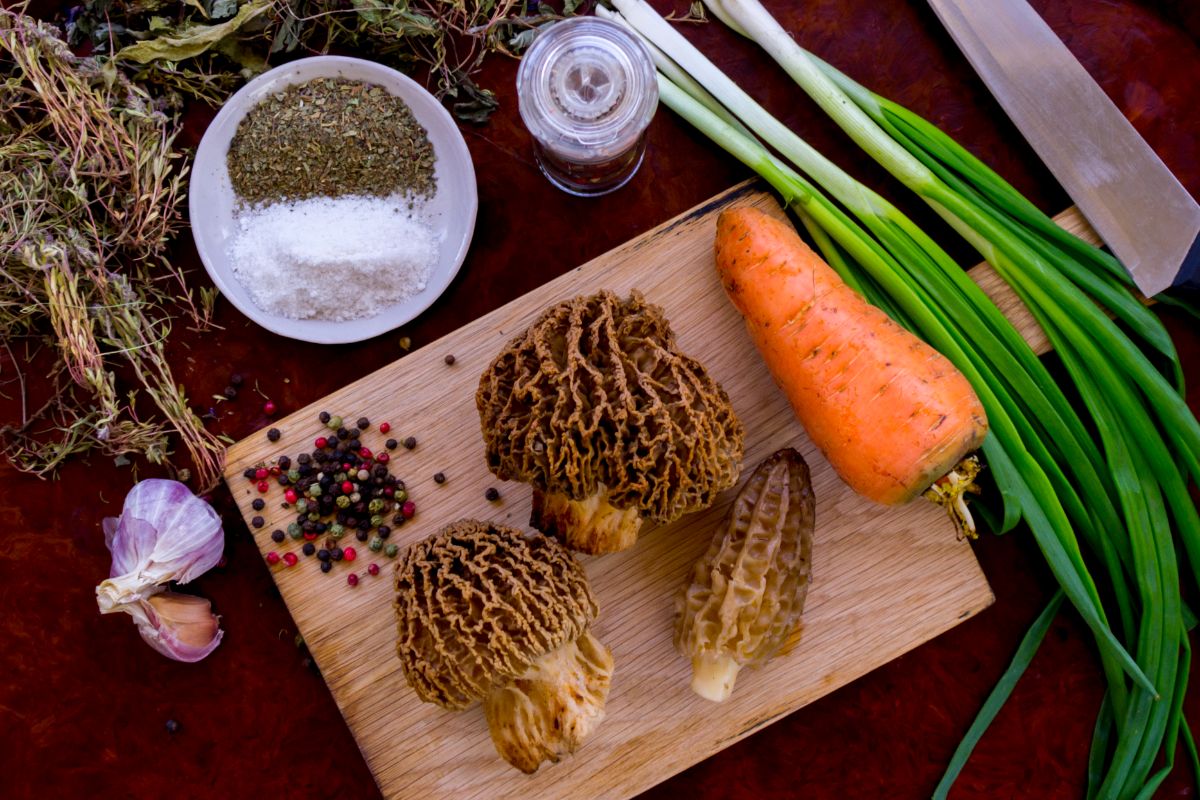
{"left": 394, "top": 519, "right": 613, "bottom": 773}
{"left": 476, "top": 290, "right": 744, "bottom": 554}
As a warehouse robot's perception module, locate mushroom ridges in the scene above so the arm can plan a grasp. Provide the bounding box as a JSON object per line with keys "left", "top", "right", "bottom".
{"left": 394, "top": 519, "right": 613, "bottom": 773}
{"left": 476, "top": 290, "right": 744, "bottom": 554}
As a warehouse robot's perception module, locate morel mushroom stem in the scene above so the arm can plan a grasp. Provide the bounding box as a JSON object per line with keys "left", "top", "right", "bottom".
{"left": 532, "top": 485, "right": 642, "bottom": 554}
{"left": 690, "top": 653, "right": 743, "bottom": 702}
{"left": 483, "top": 630, "right": 614, "bottom": 774}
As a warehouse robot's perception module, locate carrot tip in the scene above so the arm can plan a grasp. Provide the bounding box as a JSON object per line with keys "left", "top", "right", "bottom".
{"left": 923, "top": 455, "right": 983, "bottom": 540}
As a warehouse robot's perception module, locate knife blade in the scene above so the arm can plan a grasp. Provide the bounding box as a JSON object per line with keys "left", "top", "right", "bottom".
{"left": 926, "top": 0, "right": 1200, "bottom": 294}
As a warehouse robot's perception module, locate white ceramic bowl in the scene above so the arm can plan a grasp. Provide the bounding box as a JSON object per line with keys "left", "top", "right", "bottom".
{"left": 190, "top": 56, "right": 478, "bottom": 344}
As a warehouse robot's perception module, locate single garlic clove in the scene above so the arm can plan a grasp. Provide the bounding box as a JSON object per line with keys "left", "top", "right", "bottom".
{"left": 131, "top": 591, "right": 224, "bottom": 662}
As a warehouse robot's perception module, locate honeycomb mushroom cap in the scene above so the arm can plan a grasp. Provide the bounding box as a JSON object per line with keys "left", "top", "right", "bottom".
{"left": 676, "top": 448, "right": 815, "bottom": 701}
{"left": 477, "top": 290, "right": 744, "bottom": 527}
{"left": 394, "top": 519, "right": 598, "bottom": 710}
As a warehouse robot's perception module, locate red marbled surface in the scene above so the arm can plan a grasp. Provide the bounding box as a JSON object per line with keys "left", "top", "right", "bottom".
{"left": 1, "top": 1, "right": 1198, "bottom": 798}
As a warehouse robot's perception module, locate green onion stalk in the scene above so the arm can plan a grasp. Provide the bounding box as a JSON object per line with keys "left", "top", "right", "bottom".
{"left": 602, "top": 0, "right": 1198, "bottom": 794}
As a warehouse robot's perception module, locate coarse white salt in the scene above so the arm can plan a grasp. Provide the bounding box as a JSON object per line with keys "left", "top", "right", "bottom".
{"left": 227, "top": 195, "right": 439, "bottom": 322}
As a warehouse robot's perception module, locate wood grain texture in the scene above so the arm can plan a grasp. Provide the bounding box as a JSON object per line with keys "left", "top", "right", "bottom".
{"left": 223, "top": 183, "right": 1105, "bottom": 800}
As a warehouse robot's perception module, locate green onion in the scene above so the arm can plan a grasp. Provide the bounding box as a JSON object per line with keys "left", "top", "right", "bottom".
{"left": 605, "top": 0, "right": 1199, "bottom": 793}
{"left": 933, "top": 590, "right": 1064, "bottom": 800}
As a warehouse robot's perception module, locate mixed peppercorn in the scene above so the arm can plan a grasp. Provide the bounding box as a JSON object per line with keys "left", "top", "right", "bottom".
{"left": 243, "top": 411, "right": 414, "bottom": 585}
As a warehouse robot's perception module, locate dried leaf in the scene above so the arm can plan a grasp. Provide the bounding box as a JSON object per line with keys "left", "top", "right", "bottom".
{"left": 115, "top": 1, "right": 270, "bottom": 64}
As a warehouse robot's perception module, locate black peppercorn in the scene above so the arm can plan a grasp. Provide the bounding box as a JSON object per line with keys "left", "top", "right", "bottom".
{"left": 331, "top": 547, "right": 344, "bottom": 561}
{"left": 278, "top": 455, "right": 291, "bottom": 470}
{"left": 319, "top": 411, "right": 331, "bottom": 424}
{"left": 315, "top": 522, "right": 327, "bottom": 534}
{"left": 403, "top": 436, "right": 417, "bottom": 450}
{"left": 230, "top": 373, "right": 244, "bottom": 388}
{"left": 303, "top": 520, "right": 317, "bottom": 533}
{"left": 165, "top": 719, "right": 181, "bottom": 734}
{"left": 320, "top": 561, "right": 333, "bottom": 574}
{"left": 348, "top": 438, "right": 361, "bottom": 451}
{"left": 297, "top": 452, "right": 311, "bottom": 465}
{"left": 356, "top": 529, "right": 369, "bottom": 542}
{"left": 385, "top": 438, "right": 398, "bottom": 450}
{"left": 252, "top": 498, "right": 265, "bottom": 511}
{"left": 277, "top": 475, "right": 290, "bottom": 486}
{"left": 377, "top": 525, "right": 391, "bottom": 539}
{"left": 393, "top": 515, "right": 407, "bottom": 526}
{"left": 302, "top": 542, "right": 316, "bottom": 556}
{"left": 433, "top": 472, "right": 446, "bottom": 484}
{"left": 356, "top": 417, "right": 370, "bottom": 430}
{"left": 243, "top": 467, "right": 256, "bottom": 480}
{"left": 251, "top": 515, "right": 264, "bottom": 528}
{"left": 267, "top": 428, "right": 281, "bottom": 442}
{"left": 336, "top": 427, "right": 350, "bottom": 439}
{"left": 485, "top": 487, "right": 500, "bottom": 502}
{"left": 444, "top": 354, "right": 456, "bottom": 365}
{"left": 317, "top": 548, "right": 330, "bottom": 561}
{"left": 271, "top": 529, "right": 285, "bottom": 543}
{"left": 223, "top": 385, "right": 238, "bottom": 400}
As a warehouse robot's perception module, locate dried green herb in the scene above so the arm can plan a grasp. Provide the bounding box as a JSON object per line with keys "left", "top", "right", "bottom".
{"left": 226, "top": 77, "right": 437, "bottom": 204}
{"left": 0, "top": 7, "right": 225, "bottom": 490}
{"left": 67, "top": 0, "right": 589, "bottom": 122}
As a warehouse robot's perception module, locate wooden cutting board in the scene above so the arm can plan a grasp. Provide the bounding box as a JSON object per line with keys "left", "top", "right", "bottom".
{"left": 226, "top": 181, "right": 1095, "bottom": 800}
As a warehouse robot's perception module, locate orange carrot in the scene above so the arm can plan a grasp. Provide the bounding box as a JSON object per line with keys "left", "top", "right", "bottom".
{"left": 715, "top": 206, "right": 987, "bottom": 507}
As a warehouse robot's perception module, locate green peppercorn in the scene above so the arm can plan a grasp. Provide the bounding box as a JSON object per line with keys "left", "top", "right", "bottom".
{"left": 384, "top": 543, "right": 399, "bottom": 558}
{"left": 370, "top": 515, "right": 384, "bottom": 528}
{"left": 336, "top": 495, "right": 351, "bottom": 509}
{"left": 288, "top": 522, "right": 303, "bottom": 540}
{"left": 307, "top": 512, "right": 320, "bottom": 522}
{"left": 330, "top": 523, "right": 345, "bottom": 537}
{"left": 308, "top": 484, "right": 322, "bottom": 498}
{"left": 295, "top": 498, "right": 308, "bottom": 513}
{"left": 395, "top": 489, "right": 408, "bottom": 503}
{"left": 287, "top": 469, "right": 301, "bottom": 482}
{"left": 369, "top": 536, "right": 384, "bottom": 552}
{"left": 327, "top": 415, "right": 343, "bottom": 430}
{"left": 368, "top": 498, "right": 385, "bottom": 514}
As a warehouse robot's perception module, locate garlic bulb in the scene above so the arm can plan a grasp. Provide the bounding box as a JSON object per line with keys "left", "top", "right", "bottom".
{"left": 96, "top": 479, "right": 225, "bottom": 662}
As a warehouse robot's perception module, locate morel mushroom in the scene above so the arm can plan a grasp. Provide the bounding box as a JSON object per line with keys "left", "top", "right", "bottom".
{"left": 394, "top": 519, "right": 613, "bottom": 773}
{"left": 477, "top": 290, "right": 744, "bottom": 554}
{"left": 676, "top": 449, "right": 815, "bottom": 701}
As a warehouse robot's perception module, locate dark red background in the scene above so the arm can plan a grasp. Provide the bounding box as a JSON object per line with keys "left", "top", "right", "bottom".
{"left": 2, "top": 1, "right": 1198, "bottom": 797}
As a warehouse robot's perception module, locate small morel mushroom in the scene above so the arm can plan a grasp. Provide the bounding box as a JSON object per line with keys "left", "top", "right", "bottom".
{"left": 476, "top": 291, "right": 744, "bottom": 554}
{"left": 675, "top": 448, "right": 815, "bottom": 702}
{"left": 394, "top": 520, "right": 613, "bottom": 773}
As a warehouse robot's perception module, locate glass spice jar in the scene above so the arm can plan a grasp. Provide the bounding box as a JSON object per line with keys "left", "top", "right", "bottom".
{"left": 517, "top": 17, "right": 659, "bottom": 197}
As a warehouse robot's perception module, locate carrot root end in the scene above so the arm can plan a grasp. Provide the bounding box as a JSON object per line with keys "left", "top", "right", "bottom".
{"left": 923, "top": 455, "right": 983, "bottom": 540}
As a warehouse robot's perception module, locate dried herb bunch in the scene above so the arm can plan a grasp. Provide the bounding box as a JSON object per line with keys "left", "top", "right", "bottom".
{"left": 0, "top": 8, "right": 225, "bottom": 490}
{"left": 68, "top": 0, "right": 587, "bottom": 122}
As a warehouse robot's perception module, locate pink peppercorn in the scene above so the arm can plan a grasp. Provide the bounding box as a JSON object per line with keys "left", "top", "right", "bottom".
{"left": 256, "top": 480, "right": 270, "bottom": 493}
{"left": 341, "top": 480, "right": 354, "bottom": 494}
{"left": 269, "top": 465, "right": 281, "bottom": 476}
{"left": 343, "top": 547, "right": 357, "bottom": 562}
{"left": 376, "top": 452, "right": 390, "bottom": 464}
{"left": 359, "top": 447, "right": 372, "bottom": 459}
{"left": 285, "top": 489, "right": 298, "bottom": 504}
{"left": 315, "top": 436, "right": 327, "bottom": 449}
{"left": 379, "top": 422, "right": 391, "bottom": 434}
{"left": 283, "top": 552, "right": 298, "bottom": 567}
{"left": 263, "top": 400, "right": 277, "bottom": 415}
{"left": 255, "top": 467, "right": 269, "bottom": 480}
{"left": 347, "top": 573, "right": 359, "bottom": 587}
{"left": 341, "top": 462, "right": 352, "bottom": 471}
{"left": 401, "top": 500, "right": 416, "bottom": 519}
{"left": 266, "top": 552, "right": 281, "bottom": 565}
{"left": 383, "top": 486, "right": 394, "bottom": 497}
{"left": 367, "top": 563, "right": 380, "bottom": 576}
